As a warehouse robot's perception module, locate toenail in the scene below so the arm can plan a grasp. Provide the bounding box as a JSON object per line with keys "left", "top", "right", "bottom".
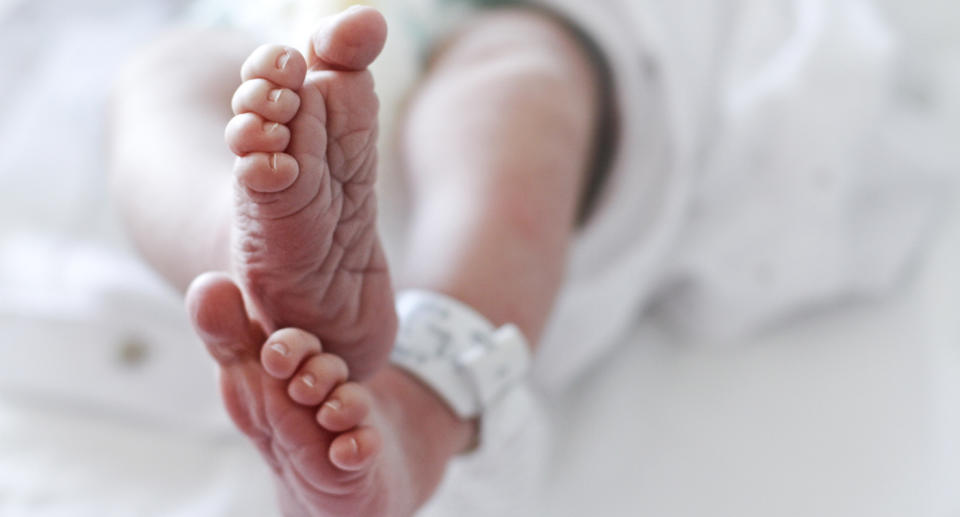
{"left": 269, "top": 89, "right": 283, "bottom": 102}
{"left": 349, "top": 437, "right": 359, "bottom": 455}
{"left": 270, "top": 342, "right": 289, "bottom": 356}
{"left": 276, "top": 50, "right": 290, "bottom": 70}
{"left": 263, "top": 121, "right": 280, "bottom": 134}
{"left": 301, "top": 373, "right": 317, "bottom": 388}
{"left": 324, "top": 399, "right": 343, "bottom": 411}
{"left": 270, "top": 153, "right": 279, "bottom": 171}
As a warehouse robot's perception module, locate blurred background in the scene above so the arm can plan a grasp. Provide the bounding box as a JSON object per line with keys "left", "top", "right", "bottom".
{"left": 0, "top": 0, "right": 958, "bottom": 516}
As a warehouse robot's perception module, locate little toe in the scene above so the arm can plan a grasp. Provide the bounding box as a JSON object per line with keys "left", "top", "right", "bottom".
{"left": 241, "top": 44, "right": 307, "bottom": 90}
{"left": 234, "top": 152, "right": 299, "bottom": 193}
{"left": 231, "top": 78, "right": 301, "bottom": 123}
{"left": 226, "top": 113, "right": 291, "bottom": 155}
{"left": 329, "top": 427, "right": 382, "bottom": 471}
{"left": 317, "top": 382, "right": 372, "bottom": 432}
{"left": 261, "top": 328, "right": 322, "bottom": 379}
{"left": 288, "top": 353, "right": 349, "bottom": 407}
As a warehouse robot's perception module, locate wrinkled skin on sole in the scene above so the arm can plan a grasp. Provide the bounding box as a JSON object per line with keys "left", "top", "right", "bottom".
{"left": 226, "top": 7, "right": 397, "bottom": 380}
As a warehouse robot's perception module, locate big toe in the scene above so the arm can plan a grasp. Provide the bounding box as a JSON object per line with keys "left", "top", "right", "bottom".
{"left": 186, "top": 272, "right": 262, "bottom": 365}
{"left": 308, "top": 6, "right": 387, "bottom": 71}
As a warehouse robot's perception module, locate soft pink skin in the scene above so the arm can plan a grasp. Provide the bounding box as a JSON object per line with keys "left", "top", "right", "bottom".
{"left": 187, "top": 272, "right": 474, "bottom": 517}
{"left": 186, "top": 273, "right": 418, "bottom": 517}
{"left": 228, "top": 7, "right": 396, "bottom": 381}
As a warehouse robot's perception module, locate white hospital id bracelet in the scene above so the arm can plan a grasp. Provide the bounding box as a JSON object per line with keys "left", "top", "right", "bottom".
{"left": 389, "top": 290, "right": 532, "bottom": 420}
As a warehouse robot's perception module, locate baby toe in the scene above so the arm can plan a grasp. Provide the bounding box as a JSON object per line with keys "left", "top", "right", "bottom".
{"left": 329, "top": 426, "right": 382, "bottom": 471}
{"left": 226, "top": 113, "right": 291, "bottom": 155}
{"left": 231, "top": 78, "right": 301, "bottom": 123}
{"left": 185, "top": 273, "right": 263, "bottom": 365}
{"left": 287, "top": 353, "right": 349, "bottom": 407}
{"left": 261, "top": 327, "right": 322, "bottom": 379}
{"left": 316, "top": 382, "right": 372, "bottom": 432}
{"left": 241, "top": 44, "right": 307, "bottom": 91}
{"left": 308, "top": 6, "right": 387, "bottom": 72}
{"left": 234, "top": 152, "right": 299, "bottom": 193}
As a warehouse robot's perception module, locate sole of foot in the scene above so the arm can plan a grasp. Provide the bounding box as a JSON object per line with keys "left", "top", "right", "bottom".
{"left": 226, "top": 6, "right": 396, "bottom": 380}
{"left": 187, "top": 272, "right": 473, "bottom": 517}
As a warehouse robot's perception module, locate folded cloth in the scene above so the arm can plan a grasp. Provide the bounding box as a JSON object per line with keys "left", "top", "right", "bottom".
{"left": 0, "top": 0, "right": 226, "bottom": 429}
{"left": 0, "top": 232, "right": 229, "bottom": 432}
{"left": 533, "top": 0, "right": 954, "bottom": 392}
{"left": 419, "top": 384, "right": 552, "bottom": 517}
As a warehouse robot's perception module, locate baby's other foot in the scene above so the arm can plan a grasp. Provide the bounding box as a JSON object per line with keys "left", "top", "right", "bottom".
{"left": 226, "top": 6, "right": 395, "bottom": 379}
{"left": 187, "top": 273, "right": 473, "bottom": 517}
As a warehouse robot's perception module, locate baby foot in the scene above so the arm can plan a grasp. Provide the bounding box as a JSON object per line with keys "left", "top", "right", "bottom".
{"left": 226, "top": 6, "right": 395, "bottom": 379}
{"left": 187, "top": 273, "right": 473, "bottom": 517}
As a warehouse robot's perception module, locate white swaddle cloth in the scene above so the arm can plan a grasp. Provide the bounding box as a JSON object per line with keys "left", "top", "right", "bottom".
{"left": 533, "top": 0, "right": 954, "bottom": 392}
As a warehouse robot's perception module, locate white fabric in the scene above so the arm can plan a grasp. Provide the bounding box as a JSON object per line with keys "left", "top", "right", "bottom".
{"left": 653, "top": 0, "right": 952, "bottom": 342}
{"left": 537, "top": 197, "right": 960, "bottom": 517}
{"left": 420, "top": 385, "right": 552, "bottom": 517}
{"left": 0, "top": 233, "right": 230, "bottom": 432}
{"left": 0, "top": 0, "right": 228, "bottom": 429}
{"left": 0, "top": 1, "right": 278, "bottom": 515}
{"left": 534, "top": 0, "right": 955, "bottom": 392}
{"left": 0, "top": 399, "right": 279, "bottom": 517}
